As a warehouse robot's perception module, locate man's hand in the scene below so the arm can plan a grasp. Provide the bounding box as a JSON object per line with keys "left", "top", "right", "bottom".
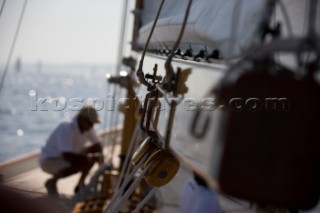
{"left": 86, "top": 143, "right": 103, "bottom": 153}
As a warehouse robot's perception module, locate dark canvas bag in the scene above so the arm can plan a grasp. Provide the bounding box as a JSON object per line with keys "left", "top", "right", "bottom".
{"left": 214, "top": 60, "right": 320, "bottom": 209}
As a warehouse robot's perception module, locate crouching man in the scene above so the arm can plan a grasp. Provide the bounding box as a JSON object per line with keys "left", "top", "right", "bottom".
{"left": 39, "top": 105, "right": 103, "bottom": 196}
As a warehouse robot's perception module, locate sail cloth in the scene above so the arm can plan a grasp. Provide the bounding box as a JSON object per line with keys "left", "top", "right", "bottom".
{"left": 137, "top": 0, "right": 267, "bottom": 58}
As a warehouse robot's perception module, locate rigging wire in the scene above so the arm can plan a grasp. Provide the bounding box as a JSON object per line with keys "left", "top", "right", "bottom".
{"left": 225, "top": 0, "right": 244, "bottom": 64}
{"left": 278, "top": 0, "right": 293, "bottom": 37}
{"left": 0, "top": 0, "right": 6, "bottom": 19}
{"left": 164, "top": 0, "right": 193, "bottom": 84}
{"left": 110, "top": 161, "right": 155, "bottom": 213}
{"left": 136, "top": 0, "right": 165, "bottom": 87}
{"left": 0, "top": 0, "right": 28, "bottom": 95}
{"left": 160, "top": 0, "right": 193, "bottom": 151}
{"left": 140, "top": 0, "right": 165, "bottom": 63}
{"left": 165, "top": 0, "right": 193, "bottom": 63}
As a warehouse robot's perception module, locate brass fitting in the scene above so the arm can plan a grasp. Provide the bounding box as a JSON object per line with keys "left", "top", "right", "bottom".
{"left": 131, "top": 137, "right": 180, "bottom": 187}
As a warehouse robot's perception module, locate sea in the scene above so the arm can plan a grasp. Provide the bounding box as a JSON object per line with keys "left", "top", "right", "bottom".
{"left": 0, "top": 63, "right": 121, "bottom": 162}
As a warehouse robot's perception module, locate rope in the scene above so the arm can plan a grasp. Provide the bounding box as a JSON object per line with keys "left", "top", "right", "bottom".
{"left": 103, "top": 153, "right": 148, "bottom": 213}
{"left": 113, "top": 123, "right": 140, "bottom": 193}
{"left": 111, "top": 161, "right": 153, "bottom": 213}
{"left": 0, "top": 0, "right": 28, "bottom": 95}
{"left": 132, "top": 187, "right": 157, "bottom": 213}
{"left": 121, "top": 132, "right": 141, "bottom": 193}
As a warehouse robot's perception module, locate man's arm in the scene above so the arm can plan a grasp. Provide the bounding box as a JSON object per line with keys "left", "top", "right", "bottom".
{"left": 87, "top": 128, "right": 102, "bottom": 145}
{"left": 62, "top": 143, "right": 103, "bottom": 165}
{"left": 85, "top": 143, "right": 102, "bottom": 153}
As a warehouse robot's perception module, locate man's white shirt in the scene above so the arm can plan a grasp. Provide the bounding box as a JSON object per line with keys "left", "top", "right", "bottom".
{"left": 39, "top": 117, "right": 100, "bottom": 164}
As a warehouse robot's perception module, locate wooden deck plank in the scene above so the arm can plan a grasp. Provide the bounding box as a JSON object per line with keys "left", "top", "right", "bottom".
{"left": 3, "top": 161, "right": 254, "bottom": 213}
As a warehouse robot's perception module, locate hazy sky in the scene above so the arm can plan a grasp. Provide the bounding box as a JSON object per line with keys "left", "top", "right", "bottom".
{"left": 0, "top": 0, "right": 124, "bottom": 65}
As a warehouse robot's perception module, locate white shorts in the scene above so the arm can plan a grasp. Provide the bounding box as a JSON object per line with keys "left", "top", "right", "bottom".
{"left": 40, "top": 157, "right": 71, "bottom": 175}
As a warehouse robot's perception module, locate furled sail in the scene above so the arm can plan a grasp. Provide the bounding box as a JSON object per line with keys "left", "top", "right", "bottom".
{"left": 136, "top": 0, "right": 267, "bottom": 58}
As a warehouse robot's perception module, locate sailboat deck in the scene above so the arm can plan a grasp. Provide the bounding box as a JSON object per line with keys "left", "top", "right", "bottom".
{"left": 2, "top": 149, "right": 253, "bottom": 213}
{"left": 2, "top": 130, "right": 320, "bottom": 213}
